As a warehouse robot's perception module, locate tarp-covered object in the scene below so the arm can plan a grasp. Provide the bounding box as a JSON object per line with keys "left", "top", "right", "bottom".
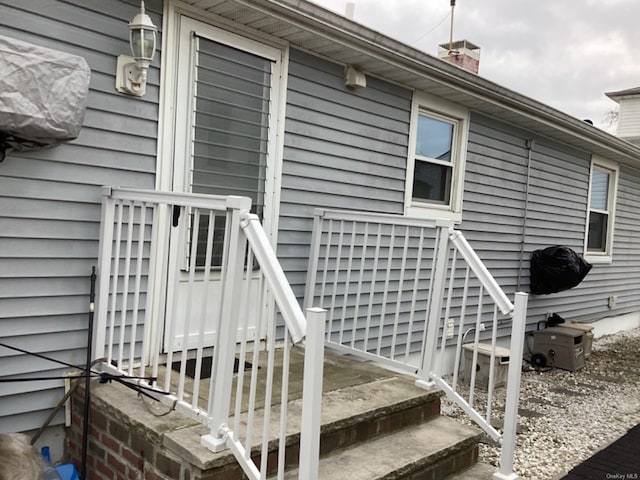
{"left": 0, "top": 35, "right": 91, "bottom": 161}
{"left": 530, "top": 246, "right": 592, "bottom": 295}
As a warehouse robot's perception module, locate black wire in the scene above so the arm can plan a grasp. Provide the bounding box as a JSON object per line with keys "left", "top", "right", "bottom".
{"left": 0, "top": 375, "right": 98, "bottom": 382}
{"left": 0, "top": 341, "right": 169, "bottom": 394}
{"left": 102, "top": 375, "right": 169, "bottom": 401}
{"left": 81, "top": 266, "right": 97, "bottom": 480}
{"left": 0, "top": 341, "right": 101, "bottom": 374}
{"left": 0, "top": 373, "right": 160, "bottom": 383}
{"left": 98, "top": 373, "right": 168, "bottom": 395}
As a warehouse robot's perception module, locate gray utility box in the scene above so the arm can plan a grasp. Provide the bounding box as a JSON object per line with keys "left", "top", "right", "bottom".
{"left": 532, "top": 326, "right": 585, "bottom": 372}
{"left": 565, "top": 322, "right": 594, "bottom": 358}
{"left": 463, "top": 343, "right": 510, "bottom": 389}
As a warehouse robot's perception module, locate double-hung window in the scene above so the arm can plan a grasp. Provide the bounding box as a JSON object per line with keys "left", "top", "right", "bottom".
{"left": 585, "top": 158, "right": 618, "bottom": 263}
{"left": 406, "top": 91, "right": 469, "bottom": 220}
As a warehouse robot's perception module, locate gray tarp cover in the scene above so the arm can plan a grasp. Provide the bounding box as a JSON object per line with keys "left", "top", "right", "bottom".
{"left": 0, "top": 35, "right": 90, "bottom": 158}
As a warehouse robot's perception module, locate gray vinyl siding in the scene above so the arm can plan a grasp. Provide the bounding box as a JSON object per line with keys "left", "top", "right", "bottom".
{"left": 0, "top": 0, "right": 160, "bottom": 432}
{"left": 307, "top": 107, "right": 640, "bottom": 350}
{"left": 592, "top": 166, "right": 640, "bottom": 316}
{"left": 289, "top": 59, "right": 640, "bottom": 349}
{"left": 463, "top": 113, "right": 640, "bottom": 329}
{"left": 278, "top": 49, "right": 412, "bottom": 297}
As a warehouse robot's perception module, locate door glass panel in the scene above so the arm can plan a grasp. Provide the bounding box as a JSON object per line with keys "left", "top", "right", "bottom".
{"left": 190, "top": 36, "right": 272, "bottom": 267}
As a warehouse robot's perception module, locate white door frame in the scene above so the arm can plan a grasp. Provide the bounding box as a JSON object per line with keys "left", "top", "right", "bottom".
{"left": 153, "top": 1, "right": 290, "bottom": 351}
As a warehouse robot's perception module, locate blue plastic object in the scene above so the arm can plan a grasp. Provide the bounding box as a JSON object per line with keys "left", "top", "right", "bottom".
{"left": 41, "top": 447, "right": 62, "bottom": 480}
{"left": 41, "top": 446, "right": 52, "bottom": 463}
{"left": 55, "top": 464, "right": 80, "bottom": 480}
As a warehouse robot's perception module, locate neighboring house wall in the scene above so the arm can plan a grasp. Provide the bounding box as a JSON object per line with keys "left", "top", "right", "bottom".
{"left": 0, "top": 0, "right": 159, "bottom": 432}
{"left": 278, "top": 49, "right": 412, "bottom": 298}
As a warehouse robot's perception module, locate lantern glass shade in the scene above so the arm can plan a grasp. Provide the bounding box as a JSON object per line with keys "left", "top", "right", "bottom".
{"left": 130, "top": 26, "right": 156, "bottom": 60}
{"left": 128, "top": 10, "right": 157, "bottom": 63}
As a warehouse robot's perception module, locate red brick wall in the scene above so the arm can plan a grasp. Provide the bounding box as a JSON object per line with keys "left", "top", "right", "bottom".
{"left": 65, "top": 387, "right": 244, "bottom": 480}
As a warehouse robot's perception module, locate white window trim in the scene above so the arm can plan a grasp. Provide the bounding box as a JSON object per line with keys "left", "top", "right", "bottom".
{"left": 584, "top": 156, "right": 618, "bottom": 264}
{"left": 404, "top": 90, "right": 469, "bottom": 222}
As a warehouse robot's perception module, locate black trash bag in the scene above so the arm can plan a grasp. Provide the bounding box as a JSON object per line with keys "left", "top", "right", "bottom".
{"left": 530, "top": 246, "right": 592, "bottom": 295}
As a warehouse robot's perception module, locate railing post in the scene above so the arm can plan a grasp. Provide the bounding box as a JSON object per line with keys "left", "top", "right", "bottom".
{"left": 93, "top": 187, "right": 116, "bottom": 360}
{"left": 303, "top": 210, "right": 325, "bottom": 312}
{"left": 417, "top": 221, "right": 450, "bottom": 387}
{"left": 143, "top": 202, "right": 170, "bottom": 369}
{"left": 494, "top": 292, "right": 528, "bottom": 480}
{"left": 298, "top": 307, "right": 326, "bottom": 480}
{"left": 202, "top": 197, "right": 251, "bottom": 453}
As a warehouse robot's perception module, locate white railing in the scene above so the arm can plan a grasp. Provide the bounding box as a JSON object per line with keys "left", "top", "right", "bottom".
{"left": 304, "top": 208, "right": 527, "bottom": 480}
{"left": 94, "top": 187, "right": 325, "bottom": 480}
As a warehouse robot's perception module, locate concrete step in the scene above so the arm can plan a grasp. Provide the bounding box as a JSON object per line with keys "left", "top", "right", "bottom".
{"left": 164, "top": 374, "right": 444, "bottom": 473}
{"left": 280, "top": 416, "right": 483, "bottom": 480}
{"left": 444, "top": 462, "right": 497, "bottom": 480}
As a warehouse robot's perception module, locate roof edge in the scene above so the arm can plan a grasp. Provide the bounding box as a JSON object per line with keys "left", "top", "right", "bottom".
{"left": 606, "top": 87, "right": 640, "bottom": 103}
{"left": 240, "top": 0, "right": 640, "bottom": 162}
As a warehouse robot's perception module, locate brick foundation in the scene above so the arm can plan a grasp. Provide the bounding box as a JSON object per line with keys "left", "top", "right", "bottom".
{"left": 65, "top": 381, "right": 245, "bottom": 480}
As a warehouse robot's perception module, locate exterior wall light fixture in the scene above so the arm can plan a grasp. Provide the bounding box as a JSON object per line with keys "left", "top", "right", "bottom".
{"left": 115, "top": 0, "right": 157, "bottom": 97}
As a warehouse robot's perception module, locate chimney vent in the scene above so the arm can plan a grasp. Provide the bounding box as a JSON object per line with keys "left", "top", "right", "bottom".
{"left": 345, "top": 2, "right": 355, "bottom": 19}
{"left": 438, "top": 39, "right": 480, "bottom": 74}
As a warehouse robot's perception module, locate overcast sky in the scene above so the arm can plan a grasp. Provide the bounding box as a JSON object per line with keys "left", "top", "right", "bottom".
{"left": 311, "top": 0, "right": 640, "bottom": 132}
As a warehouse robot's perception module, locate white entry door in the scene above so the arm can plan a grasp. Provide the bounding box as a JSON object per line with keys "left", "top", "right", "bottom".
{"left": 165, "top": 16, "right": 283, "bottom": 351}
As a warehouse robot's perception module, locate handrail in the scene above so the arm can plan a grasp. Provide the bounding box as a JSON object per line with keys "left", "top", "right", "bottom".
{"left": 241, "top": 213, "right": 306, "bottom": 344}
{"left": 448, "top": 228, "right": 514, "bottom": 316}
{"left": 101, "top": 185, "right": 235, "bottom": 210}
{"left": 313, "top": 207, "right": 456, "bottom": 229}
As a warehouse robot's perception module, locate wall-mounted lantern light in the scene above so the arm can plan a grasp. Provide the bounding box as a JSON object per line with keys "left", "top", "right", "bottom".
{"left": 115, "top": 0, "right": 157, "bottom": 97}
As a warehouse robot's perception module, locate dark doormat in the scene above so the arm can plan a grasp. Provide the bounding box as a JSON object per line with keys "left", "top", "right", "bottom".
{"left": 559, "top": 423, "right": 640, "bottom": 479}
{"left": 171, "top": 356, "right": 253, "bottom": 380}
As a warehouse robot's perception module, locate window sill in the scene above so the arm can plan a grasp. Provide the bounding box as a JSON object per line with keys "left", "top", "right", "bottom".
{"left": 584, "top": 254, "right": 612, "bottom": 265}
{"left": 406, "top": 205, "right": 462, "bottom": 224}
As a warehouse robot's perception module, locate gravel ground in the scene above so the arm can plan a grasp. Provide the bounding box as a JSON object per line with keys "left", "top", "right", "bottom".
{"left": 441, "top": 326, "right": 640, "bottom": 480}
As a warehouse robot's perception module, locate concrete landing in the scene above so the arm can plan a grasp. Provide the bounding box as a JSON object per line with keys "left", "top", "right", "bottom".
{"left": 157, "top": 346, "right": 405, "bottom": 412}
